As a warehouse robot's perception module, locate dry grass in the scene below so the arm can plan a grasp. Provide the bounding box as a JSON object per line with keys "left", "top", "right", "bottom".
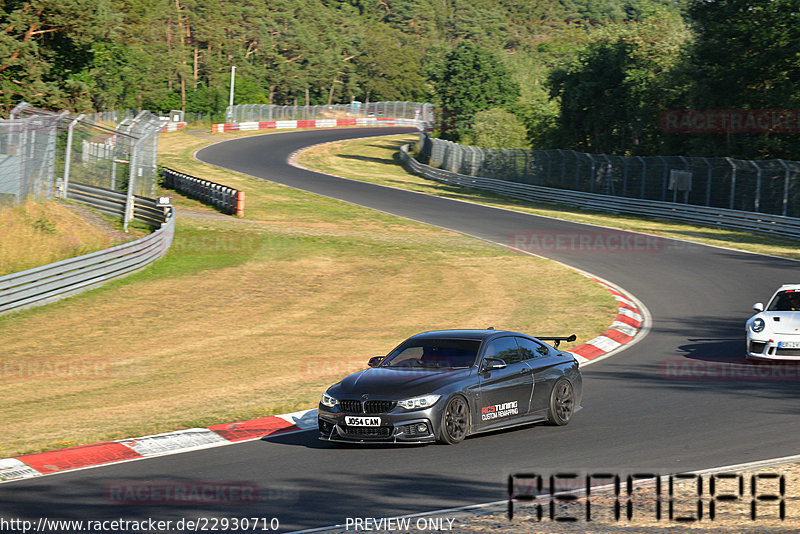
{"left": 0, "top": 129, "right": 617, "bottom": 457}
{"left": 0, "top": 200, "right": 133, "bottom": 276}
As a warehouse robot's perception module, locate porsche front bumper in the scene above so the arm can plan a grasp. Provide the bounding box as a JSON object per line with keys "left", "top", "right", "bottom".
{"left": 746, "top": 335, "right": 800, "bottom": 361}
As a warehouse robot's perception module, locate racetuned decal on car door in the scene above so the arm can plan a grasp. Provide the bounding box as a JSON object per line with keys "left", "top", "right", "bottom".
{"left": 481, "top": 401, "right": 519, "bottom": 421}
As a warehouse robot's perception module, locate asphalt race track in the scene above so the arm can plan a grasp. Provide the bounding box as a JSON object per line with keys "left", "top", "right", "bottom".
{"left": 3, "top": 127, "right": 800, "bottom": 532}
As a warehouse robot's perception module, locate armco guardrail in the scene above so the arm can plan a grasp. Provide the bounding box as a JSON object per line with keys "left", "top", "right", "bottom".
{"left": 160, "top": 168, "right": 243, "bottom": 216}
{"left": 0, "top": 183, "right": 175, "bottom": 315}
{"left": 400, "top": 145, "right": 800, "bottom": 240}
{"left": 67, "top": 182, "right": 169, "bottom": 227}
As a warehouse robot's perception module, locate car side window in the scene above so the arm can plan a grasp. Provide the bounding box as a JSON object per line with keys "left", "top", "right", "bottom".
{"left": 483, "top": 336, "right": 522, "bottom": 365}
{"left": 516, "top": 337, "right": 550, "bottom": 359}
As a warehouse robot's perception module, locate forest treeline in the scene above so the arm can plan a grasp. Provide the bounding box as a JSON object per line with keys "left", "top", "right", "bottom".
{"left": 2, "top": 0, "right": 798, "bottom": 159}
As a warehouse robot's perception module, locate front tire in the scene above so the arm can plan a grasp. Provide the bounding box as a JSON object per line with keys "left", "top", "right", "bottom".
{"left": 547, "top": 379, "right": 574, "bottom": 426}
{"left": 438, "top": 395, "right": 469, "bottom": 444}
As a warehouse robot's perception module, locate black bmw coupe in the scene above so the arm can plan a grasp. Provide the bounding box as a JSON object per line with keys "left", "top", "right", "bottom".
{"left": 318, "top": 329, "right": 582, "bottom": 445}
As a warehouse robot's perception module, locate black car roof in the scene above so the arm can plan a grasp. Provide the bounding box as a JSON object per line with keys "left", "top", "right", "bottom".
{"left": 410, "top": 329, "right": 528, "bottom": 341}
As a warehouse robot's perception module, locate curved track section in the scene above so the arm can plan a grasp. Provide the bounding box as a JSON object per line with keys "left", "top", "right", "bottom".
{"left": 3, "top": 128, "right": 800, "bottom": 533}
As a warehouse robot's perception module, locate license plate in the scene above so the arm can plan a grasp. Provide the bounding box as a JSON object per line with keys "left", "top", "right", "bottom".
{"left": 345, "top": 416, "right": 381, "bottom": 427}
{"left": 779, "top": 341, "right": 800, "bottom": 348}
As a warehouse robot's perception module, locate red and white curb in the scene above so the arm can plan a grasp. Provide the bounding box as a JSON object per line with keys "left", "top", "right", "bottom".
{"left": 160, "top": 121, "right": 186, "bottom": 133}
{"left": 0, "top": 410, "right": 318, "bottom": 483}
{"left": 211, "top": 117, "right": 421, "bottom": 133}
{"left": 567, "top": 277, "right": 646, "bottom": 365}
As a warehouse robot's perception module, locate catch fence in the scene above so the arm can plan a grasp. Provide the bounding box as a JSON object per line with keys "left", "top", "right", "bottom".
{"left": 418, "top": 134, "right": 800, "bottom": 219}
{"left": 2, "top": 103, "right": 165, "bottom": 230}
{"left": 225, "top": 101, "right": 434, "bottom": 128}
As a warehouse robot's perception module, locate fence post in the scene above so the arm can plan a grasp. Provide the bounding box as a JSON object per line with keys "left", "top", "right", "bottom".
{"left": 600, "top": 154, "right": 612, "bottom": 195}
{"left": 541, "top": 151, "right": 550, "bottom": 185}
{"left": 751, "top": 160, "right": 762, "bottom": 212}
{"left": 702, "top": 158, "right": 712, "bottom": 206}
{"left": 639, "top": 157, "right": 646, "bottom": 199}
{"left": 657, "top": 156, "right": 668, "bottom": 201}
{"left": 622, "top": 157, "right": 629, "bottom": 197}
{"left": 726, "top": 157, "right": 736, "bottom": 210}
{"left": 61, "top": 114, "right": 84, "bottom": 199}
{"left": 677, "top": 156, "right": 690, "bottom": 204}
{"left": 778, "top": 159, "right": 790, "bottom": 216}
{"left": 123, "top": 137, "right": 142, "bottom": 232}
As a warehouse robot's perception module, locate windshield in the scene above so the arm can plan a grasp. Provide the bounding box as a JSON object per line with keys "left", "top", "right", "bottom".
{"left": 380, "top": 338, "right": 480, "bottom": 369}
{"left": 767, "top": 290, "right": 800, "bottom": 311}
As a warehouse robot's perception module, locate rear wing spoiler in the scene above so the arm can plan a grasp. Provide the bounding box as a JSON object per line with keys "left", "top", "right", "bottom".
{"left": 536, "top": 334, "right": 577, "bottom": 349}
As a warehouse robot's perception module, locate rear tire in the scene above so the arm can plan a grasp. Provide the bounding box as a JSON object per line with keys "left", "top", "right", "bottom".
{"left": 438, "top": 395, "right": 469, "bottom": 444}
{"left": 546, "top": 379, "right": 574, "bottom": 426}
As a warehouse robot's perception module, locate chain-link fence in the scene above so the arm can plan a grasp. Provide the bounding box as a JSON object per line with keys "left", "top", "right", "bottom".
{"left": 225, "top": 101, "right": 434, "bottom": 127}
{"left": 418, "top": 133, "right": 800, "bottom": 218}
{"left": 0, "top": 108, "right": 64, "bottom": 204}
{"left": 1, "top": 103, "right": 164, "bottom": 206}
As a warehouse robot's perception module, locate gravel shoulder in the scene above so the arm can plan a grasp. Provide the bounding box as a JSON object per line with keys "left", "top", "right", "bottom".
{"left": 314, "top": 459, "right": 800, "bottom": 533}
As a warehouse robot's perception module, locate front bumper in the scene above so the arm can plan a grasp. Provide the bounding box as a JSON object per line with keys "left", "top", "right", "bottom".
{"left": 746, "top": 335, "right": 800, "bottom": 361}
{"left": 318, "top": 405, "right": 440, "bottom": 444}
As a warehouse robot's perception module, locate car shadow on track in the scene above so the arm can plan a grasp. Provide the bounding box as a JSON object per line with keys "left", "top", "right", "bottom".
{"left": 583, "top": 314, "right": 800, "bottom": 417}
{"left": 262, "top": 430, "right": 431, "bottom": 449}
{"left": 261, "top": 420, "right": 561, "bottom": 450}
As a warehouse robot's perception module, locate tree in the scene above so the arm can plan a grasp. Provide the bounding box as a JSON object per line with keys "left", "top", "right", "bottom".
{"left": 546, "top": 10, "right": 688, "bottom": 154}
{"left": 352, "top": 25, "right": 426, "bottom": 102}
{"left": 429, "top": 42, "right": 520, "bottom": 141}
{"left": 0, "top": 0, "right": 119, "bottom": 113}
{"left": 467, "top": 108, "right": 529, "bottom": 148}
{"left": 676, "top": 0, "right": 800, "bottom": 158}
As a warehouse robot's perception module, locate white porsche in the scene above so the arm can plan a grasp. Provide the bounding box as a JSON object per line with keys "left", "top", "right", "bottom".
{"left": 747, "top": 284, "right": 800, "bottom": 361}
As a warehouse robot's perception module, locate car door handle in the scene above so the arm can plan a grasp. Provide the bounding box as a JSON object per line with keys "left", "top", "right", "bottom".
{"left": 520, "top": 367, "right": 530, "bottom": 373}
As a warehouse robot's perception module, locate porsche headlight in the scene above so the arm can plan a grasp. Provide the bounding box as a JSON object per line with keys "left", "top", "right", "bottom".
{"left": 397, "top": 394, "right": 441, "bottom": 410}
{"left": 321, "top": 392, "right": 339, "bottom": 408}
{"left": 751, "top": 318, "right": 766, "bottom": 333}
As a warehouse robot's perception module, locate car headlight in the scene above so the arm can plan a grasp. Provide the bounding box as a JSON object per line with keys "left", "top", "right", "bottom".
{"left": 751, "top": 318, "right": 766, "bottom": 333}
{"left": 397, "top": 394, "right": 441, "bottom": 410}
{"left": 321, "top": 392, "right": 339, "bottom": 408}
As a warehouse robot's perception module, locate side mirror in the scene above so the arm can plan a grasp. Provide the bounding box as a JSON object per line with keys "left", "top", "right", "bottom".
{"left": 482, "top": 357, "right": 507, "bottom": 372}
{"left": 753, "top": 302, "right": 764, "bottom": 312}
{"left": 368, "top": 356, "right": 385, "bottom": 367}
